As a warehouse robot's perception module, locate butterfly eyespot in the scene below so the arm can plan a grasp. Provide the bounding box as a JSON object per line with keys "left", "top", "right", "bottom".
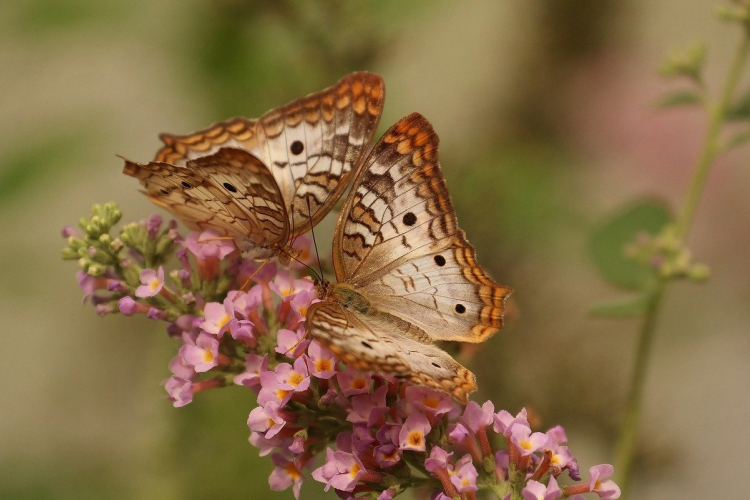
{"left": 434, "top": 255, "right": 446, "bottom": 266}
{"left": 402, "top": 212, "right": 417, "bottom": 226}
{"left": 290, "top": 140, "right": 304, "bottom": 155}
{"left": 361, "top": 341, "right": 373, "bottom": 349}
{"left": 181, "top": 181, "right": 192, "bottom": 189}
{"left": 223, "top": 182, "right": 237, "bottom": 193}
{"left": 455, "top": 304, "right": 466, "bottom": 314}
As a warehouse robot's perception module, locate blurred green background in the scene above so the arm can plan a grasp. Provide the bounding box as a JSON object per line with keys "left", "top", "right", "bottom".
{"left": 2, "top": 0, "right": 749, "bottom": 498}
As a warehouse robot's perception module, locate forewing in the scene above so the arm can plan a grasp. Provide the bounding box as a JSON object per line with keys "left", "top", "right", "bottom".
{"left": 123, "top": 148, "right": 289, "bottom": 250}
{"left": 306, "top": 302, "right": 477, "bottom": 403}
{"left": 255, "top": 72, "right": 384, "bottom": 238}
{"left": 155, "top": 117, "right": 257, "bottom": 166}
{"left": 334, "top": 113, "right": 512, "bottom": 342}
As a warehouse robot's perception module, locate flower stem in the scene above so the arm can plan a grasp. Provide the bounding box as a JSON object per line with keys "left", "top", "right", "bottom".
{"left": 612, "top": 283, "right": 665, "bottom": 494}
{"left": 675, "top": 31, "right": 750, "bottom": 241}
{"left": 614, "top": 28, "right": 750, "bottom": 498}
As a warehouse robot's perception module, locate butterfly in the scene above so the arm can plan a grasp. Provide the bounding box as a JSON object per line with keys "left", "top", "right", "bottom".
{"left": 122, "top": 72, "right": 385, "bottom": 262}
{"left": 306, "top": 113, "right": 513, "bottom": 403}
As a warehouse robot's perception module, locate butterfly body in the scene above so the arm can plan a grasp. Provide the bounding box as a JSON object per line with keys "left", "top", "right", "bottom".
{"left": 123, "top": 72, "right": 385, "bottom": 262}
{"left": 306, "top": 113, "right": 512, "bottom": 403}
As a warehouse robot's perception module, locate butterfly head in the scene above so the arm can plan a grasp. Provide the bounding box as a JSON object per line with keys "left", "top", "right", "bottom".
{"left": 313, "top": 278, "right": 331, "bottom": 300}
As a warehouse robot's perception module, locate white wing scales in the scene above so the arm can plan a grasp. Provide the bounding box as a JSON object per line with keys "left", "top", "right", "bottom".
{"left": 308, "top": 113, "right": 513, "bottom": 403}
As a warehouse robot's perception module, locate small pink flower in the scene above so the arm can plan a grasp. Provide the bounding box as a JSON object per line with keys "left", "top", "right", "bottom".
{"left": 374, "top": 444, "right": 402, "bottom": 468}
{"left": 233, "top": 354, "right": 268, "bottom": 387}
{"left": 247, "top": 401, "right": 287, "bottom": 438}
{"left": 269, "top": 453, "right": 304, "bottom": 499}
{"left": 184, "top": 230, "right": 235, "bottom": 260}
{"left": 450, "top": 454, "right": 478, "bottom": 493}
{"left": 588, "top": 464, "right": 620, "bottom": 499}
{"left": 337, "top": 368, "right": 372, "bottom": 397}
{"left": 257, "top": 373, "right": 294, "bottom": 407}
{"left": 249, "top": 431, "right": 285, "bottom": 457}
{"left": 275, "top": 357, "right": 311, "bottom": 393}
{"left": 398, "top": 412, "right": 432, "bottom": 452}
{"left": 347, "top": 385, "right": 389, "bottom": 426}
{"left": 227, "top": 289, "right": 260, "bottom": 318}
{"left": 276, "top": 328, "right": 310, "bottom": 359}
{"left": 425, "top": 446, "right": 453, "bottom": 473}
{"left": 401, "top": 387, "right": 459, "bottom": 420}
{"left": 447, "top": 422, "right": 470, "bottom": 443}
{"left": 118, "top": 296, "right": 147, "bottom": 316}
{"left": 510, "top": 424, "right": 548, "bottom": 457}
{"left": 523, "top": 476, "right": 562, "bottom": 500}
{"left": 200, "top": 300, "right": 234, "bottom": 336}
{"left": 546, "top": 425, "right": 568, "bottom": 445}
{"left": 169, "top": 354, "right": 195, "bottom": 380}
{"left": 306, "top": 341, "right": 338, "bottom": 379}
{"left": 311, "top": 449, "right": 366, "bottom": 492}
{"left": 461, "top": 400, "right": 494, "bottom": 433}
{"left": 179, "top": 332, "right": 219, "bottom": 372}
{"left": 269, "top": 271, "right": 314, "bottom": 300}
{"left": 494, "top": 407, "right": 529, "bottom": 437}
{"left": 135, "top": 267, "right": 165, "bottom": 298}
{"left": 164, "top": 377, "right": 193, "bottom": 407}
{"left": 229, "top": 319, "right": 255, "bottom": 344}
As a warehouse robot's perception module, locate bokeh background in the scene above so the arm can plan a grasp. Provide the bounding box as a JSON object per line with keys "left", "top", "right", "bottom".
{"left": 2, "top": 1, "right": 749, "bottom": 498}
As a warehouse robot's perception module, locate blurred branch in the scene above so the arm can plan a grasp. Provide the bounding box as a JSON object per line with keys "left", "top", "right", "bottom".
{"left": 613, "top": 12, "right": 750, "bottom": 497}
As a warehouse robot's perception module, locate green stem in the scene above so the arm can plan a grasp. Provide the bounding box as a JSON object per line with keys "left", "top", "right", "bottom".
{"left": 614, "top": 28, "right": 750, "bottom": 498}
{"left": 612, "top": 283, "right": 665, "bottom": 493}
{"left": 675, "top": 32, "right": 750, "bottom": 242}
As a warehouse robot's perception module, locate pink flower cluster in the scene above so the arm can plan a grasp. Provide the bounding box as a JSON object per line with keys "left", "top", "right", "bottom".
{"left": 65, "top": 215, "right": 620, "bottom": 500}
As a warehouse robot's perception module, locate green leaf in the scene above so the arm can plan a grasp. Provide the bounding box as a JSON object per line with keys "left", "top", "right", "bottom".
{"left": 589, "top": 293, "right": 652, "bottom": 318}
{"left": 589, "top": 200, "right": 672, "bottom": 290}
{"left": 726, "top": 90, "right": 750, "bottom": 121}
{"left": 655, "top": 90, "right": 703, "bottom": 108}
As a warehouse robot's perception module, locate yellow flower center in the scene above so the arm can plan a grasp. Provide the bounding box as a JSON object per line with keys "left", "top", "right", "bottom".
{"left": 315, "top": 359, "right": 332, "bottom": 372}
{"left": 149, "top": 278, "right": 161, "bottom": 291}
{"left": 288, "top": 372, "right": 304, "bottom": 387}
{"left": 408, "top": 431, "right": 424, "bottom": 447}
{"left": 352, "top": 378, "right": 367, "bottom": 390}
{"left": 285, "top": 463, "right": 301, "bottom": 480}
{"left": 423, "top": 396, "right": 440, "bottom": 409}
{"left": 520, "top": 439, "right": 532, "bottom": 451}
{"left": 202, "top": 349, "right": 214, "bottom": 363}
{"left": 276, "top": 389, "right": 291, "bottom": 400}
{"left": 349, "top": 463, "right": 361, "bottom": 478}
{"left": 217, "top": 314, "right": 230, "bottom": 329}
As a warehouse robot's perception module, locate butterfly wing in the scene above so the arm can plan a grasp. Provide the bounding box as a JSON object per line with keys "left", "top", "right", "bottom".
{"left": 333, "top": 113, "right": 512, "bottom": 343}
{"left": 254, "top": 72, "right": 384, "bottom": 239}
{"left": 123, "top": 148, "right": 289, "bottom": 255}
{"left": 153, "top": 73, "right": 385, "bottom": 241}
{"left": 306, "top": 302, "right": 477, "bottom": 403}
{"left": 155, "top": 117, "right": 257, "bottom": 166}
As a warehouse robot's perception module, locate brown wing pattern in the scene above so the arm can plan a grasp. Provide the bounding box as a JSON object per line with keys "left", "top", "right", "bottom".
{"left": 306, "top": 302, "right": 477, "bottom": 403}
{"left": 123, "top": 148, "right": 289, "bottom": 256}
{"left": 155, "top": 117, "right": 257, "bottom": 166}
{"left": 255, "top": 72, "right": 384, "bottom": 238}
{"left": 151, "top": 73, "right": 385, "bottom": 242}
{"left": 333, "top": 113, "right": 512, "bottom": 342}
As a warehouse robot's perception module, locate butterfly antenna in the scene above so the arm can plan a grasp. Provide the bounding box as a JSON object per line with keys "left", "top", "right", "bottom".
{"left": 279, "top": 247, "right": 320, "bottom": 281}
{"left": 306, "top": 197, "right": 325, "bottom": 280}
